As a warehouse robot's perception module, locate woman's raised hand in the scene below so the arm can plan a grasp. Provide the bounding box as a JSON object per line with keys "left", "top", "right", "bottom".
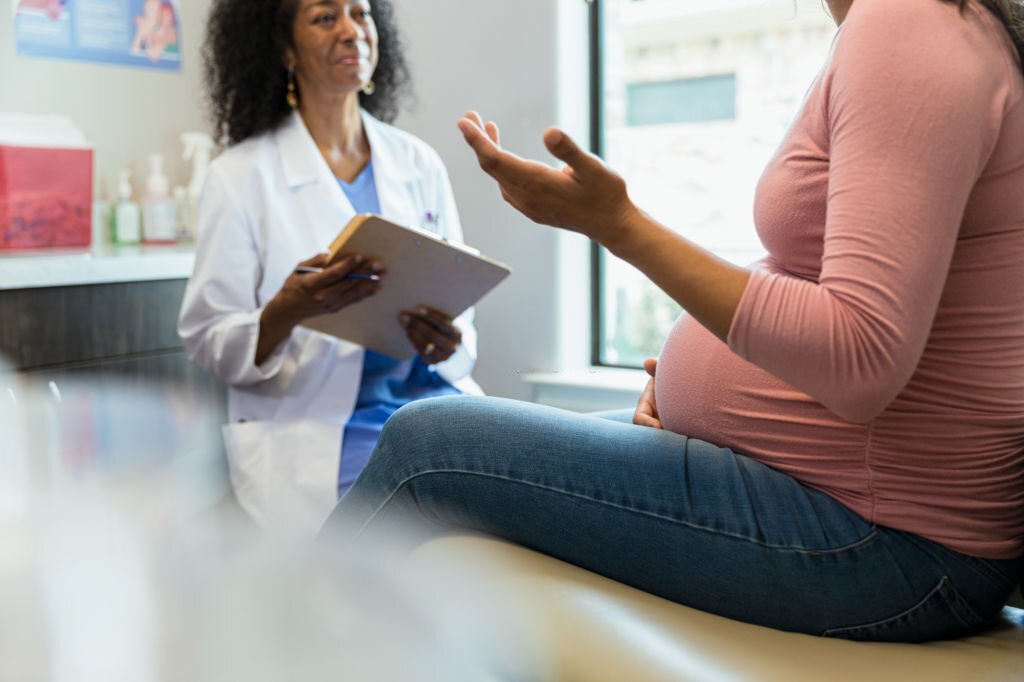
{"left": 457, "top": 111, "right": 640, "bottom": 251}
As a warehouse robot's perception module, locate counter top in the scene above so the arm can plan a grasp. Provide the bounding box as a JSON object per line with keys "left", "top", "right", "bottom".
{"left": 0, "top": 244, "right": 195, "bottom": 290}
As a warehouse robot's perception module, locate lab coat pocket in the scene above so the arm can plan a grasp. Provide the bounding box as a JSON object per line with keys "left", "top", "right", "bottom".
{"left": 222, "top": 419, "right": 343, "bottom": 537}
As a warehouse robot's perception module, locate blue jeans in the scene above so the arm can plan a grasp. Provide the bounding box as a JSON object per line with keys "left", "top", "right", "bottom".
{"left": 322, "top": 396, "right": 1022, "bottom": 642}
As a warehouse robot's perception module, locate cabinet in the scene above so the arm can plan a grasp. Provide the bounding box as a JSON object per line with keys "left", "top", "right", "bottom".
{"left": 0, "top": 278, "right": 225, "bottom": 419}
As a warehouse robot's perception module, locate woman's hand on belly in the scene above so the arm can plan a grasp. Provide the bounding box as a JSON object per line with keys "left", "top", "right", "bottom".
{"left": 633, "top": 358, "right": 663, "bottom": 429}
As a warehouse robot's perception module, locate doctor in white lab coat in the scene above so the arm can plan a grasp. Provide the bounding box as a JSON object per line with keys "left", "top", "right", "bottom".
{"left": 179, "top": 0, "right": 480, "bottom": 534}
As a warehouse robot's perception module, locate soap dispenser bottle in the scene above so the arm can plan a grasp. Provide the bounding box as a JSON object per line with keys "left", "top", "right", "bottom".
{"left": 142, "top": 153, "right": 179, "bottom": 244}
{"left": 111, "top": 169, "right": 141, "bottom": 245}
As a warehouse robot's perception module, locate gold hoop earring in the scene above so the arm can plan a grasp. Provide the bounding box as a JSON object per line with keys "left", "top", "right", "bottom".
{"left": 361, "top": 79, "right": 376, "bottom": 96}
{"left": 286, "top": 69, "right": 299, "bottom": 109}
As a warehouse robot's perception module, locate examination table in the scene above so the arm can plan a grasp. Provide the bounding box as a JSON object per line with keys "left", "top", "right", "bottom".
{"left": 403, "top": 534, "right": 1024, "bottom": 682}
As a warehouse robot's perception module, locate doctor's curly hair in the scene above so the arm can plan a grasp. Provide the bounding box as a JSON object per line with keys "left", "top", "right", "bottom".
{"left": 203, "top": 0, "right": 411, "bottom": 146}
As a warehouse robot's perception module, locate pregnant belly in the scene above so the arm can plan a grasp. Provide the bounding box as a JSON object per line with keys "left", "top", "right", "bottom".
{"left": 654, "top": 314, "right": 866, "bottom": 474}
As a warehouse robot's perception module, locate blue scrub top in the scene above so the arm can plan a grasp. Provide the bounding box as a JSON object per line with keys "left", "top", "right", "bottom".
{"left": 337, "top": 163, "right": 461, "bottom": 497}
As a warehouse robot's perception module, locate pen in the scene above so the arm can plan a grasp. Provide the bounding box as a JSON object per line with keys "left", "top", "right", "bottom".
{"left": 293, "top": 266, "right": 380, "bottom": 281}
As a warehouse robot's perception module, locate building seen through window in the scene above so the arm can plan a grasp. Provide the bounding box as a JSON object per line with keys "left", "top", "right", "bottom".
{"left": 596, "top": 0, "right": 836, "bottom": 367}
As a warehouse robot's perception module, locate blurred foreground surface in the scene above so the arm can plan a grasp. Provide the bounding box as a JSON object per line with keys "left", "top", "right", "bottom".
{"left": 0, "top": 370, "right": 513, "bottom": 682}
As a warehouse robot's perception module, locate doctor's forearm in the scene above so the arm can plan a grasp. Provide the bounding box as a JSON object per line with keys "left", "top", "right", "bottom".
{"left": 255, "top": 298, "right": 298, "bottom": 366}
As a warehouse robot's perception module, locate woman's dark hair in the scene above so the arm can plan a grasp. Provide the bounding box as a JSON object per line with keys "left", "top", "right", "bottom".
{"left": 204, "top": 0, "right": 411, "bottom": 146}
{"left": 945, "top": 0, "right": 1024, "bottom": 71}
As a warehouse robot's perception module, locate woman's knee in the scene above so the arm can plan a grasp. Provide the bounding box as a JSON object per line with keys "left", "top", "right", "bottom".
{"left": 376, "top": 395, "right": 490, "bottom": 471}
{"left": 384, "top": 395, "right": 476, "bottom": 439}
{"left": 376, "top": 395, "right": 542, "bottom": 480}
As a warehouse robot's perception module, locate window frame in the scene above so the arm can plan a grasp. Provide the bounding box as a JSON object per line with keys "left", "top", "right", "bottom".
{"left": 590, "top": 0, "right": 657, "bottom": 371}
{"left": 590, "top": 0, "right": 625, "bottom": 368}
{"left": 591, "top": 0, "right": 677, "bottom": 371}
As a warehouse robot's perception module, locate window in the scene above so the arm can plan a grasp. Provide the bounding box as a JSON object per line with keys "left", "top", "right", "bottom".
{"left": 591, "top": 0, "right": 836, "bottom": 368}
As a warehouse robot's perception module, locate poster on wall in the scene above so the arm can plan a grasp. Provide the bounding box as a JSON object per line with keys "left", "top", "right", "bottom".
{"left": 13, "top": 0, "right": 182, "bottom": 72}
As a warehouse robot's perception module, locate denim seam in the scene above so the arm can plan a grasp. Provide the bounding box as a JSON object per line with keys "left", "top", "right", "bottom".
{"left": 943, "top": 578, "right": 987, "bottom": 628}
{"left": 358, "top": 468, "right": 879, "bottom": 554}
{"left": 821, "top": 577, "right": 951, "bottom": 637}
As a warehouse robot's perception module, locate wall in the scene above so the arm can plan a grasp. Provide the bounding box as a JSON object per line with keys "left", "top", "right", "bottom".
{"left": 393, "top": 0, "right": 591, "bottom": 401}
{"left": 0, "top": 2, "right": 213, "bottom": 199}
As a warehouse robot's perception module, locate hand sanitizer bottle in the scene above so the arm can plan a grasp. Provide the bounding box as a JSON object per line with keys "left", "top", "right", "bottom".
{"left": 142, "top": 153, "right": 179, "bottom": 244}
{"left": 111, "top": 169, "right": 141, "bottom": 245}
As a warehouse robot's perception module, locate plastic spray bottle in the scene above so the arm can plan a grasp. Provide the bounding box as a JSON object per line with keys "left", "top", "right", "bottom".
{"left": 181, "top": 132, "right": 215, "bottom": 241}
{"left": 172, "top": 186, "right": 189, "bottom": 242}
{"left": 142, "top": 153, "right": 178, "bottom": 244}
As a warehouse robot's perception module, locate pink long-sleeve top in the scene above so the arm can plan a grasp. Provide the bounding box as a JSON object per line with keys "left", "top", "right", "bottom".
{"left": 656, "top": 0, "right": 1024, "bottom": 560}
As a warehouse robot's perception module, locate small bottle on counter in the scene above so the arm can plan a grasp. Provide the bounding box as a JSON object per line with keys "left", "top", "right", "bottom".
{"left": 142, "top": 154, "right": 179, "bottom": 244}
{"left": 111, "top": 169, "right": 141, "bottom": 245}
{"left": 92, "top": 197, "right": 111, "bottom": 249}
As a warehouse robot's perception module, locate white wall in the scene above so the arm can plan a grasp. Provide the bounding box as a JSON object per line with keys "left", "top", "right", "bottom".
{"left": 393, "top": 0, "right": 592, "bottom": 401}
{"left": 0, "top": 2, "right": 212, "bottom": 198}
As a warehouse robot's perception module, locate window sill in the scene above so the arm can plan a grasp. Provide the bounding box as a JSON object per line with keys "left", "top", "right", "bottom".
{"left": 521, "top": 367, "right": 647, "bottom": 413}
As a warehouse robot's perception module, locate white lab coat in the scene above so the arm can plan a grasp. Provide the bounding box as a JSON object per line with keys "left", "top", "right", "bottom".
{"left": 178, "top": 110, "right": 481, "bottom": 534}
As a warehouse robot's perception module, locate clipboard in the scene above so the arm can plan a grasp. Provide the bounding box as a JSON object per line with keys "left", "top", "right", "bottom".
{"left": 300, "top": 214, "right": 511, "bottom": 358}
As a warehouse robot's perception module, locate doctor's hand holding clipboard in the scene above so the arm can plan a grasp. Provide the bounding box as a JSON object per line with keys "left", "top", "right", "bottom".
{"left": 256, "top": 251, "right": 462, "bottom": 367}
{"left": 254, "top": 252, "right": 384, "bottom": 366}
{"left": 397, "top": 304, "right": 463, "bottom": 365}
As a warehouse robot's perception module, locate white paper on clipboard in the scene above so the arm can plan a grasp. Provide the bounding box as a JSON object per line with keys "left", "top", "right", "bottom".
{"left": 300, "top": 214, "right": 511, "bottom": 358}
